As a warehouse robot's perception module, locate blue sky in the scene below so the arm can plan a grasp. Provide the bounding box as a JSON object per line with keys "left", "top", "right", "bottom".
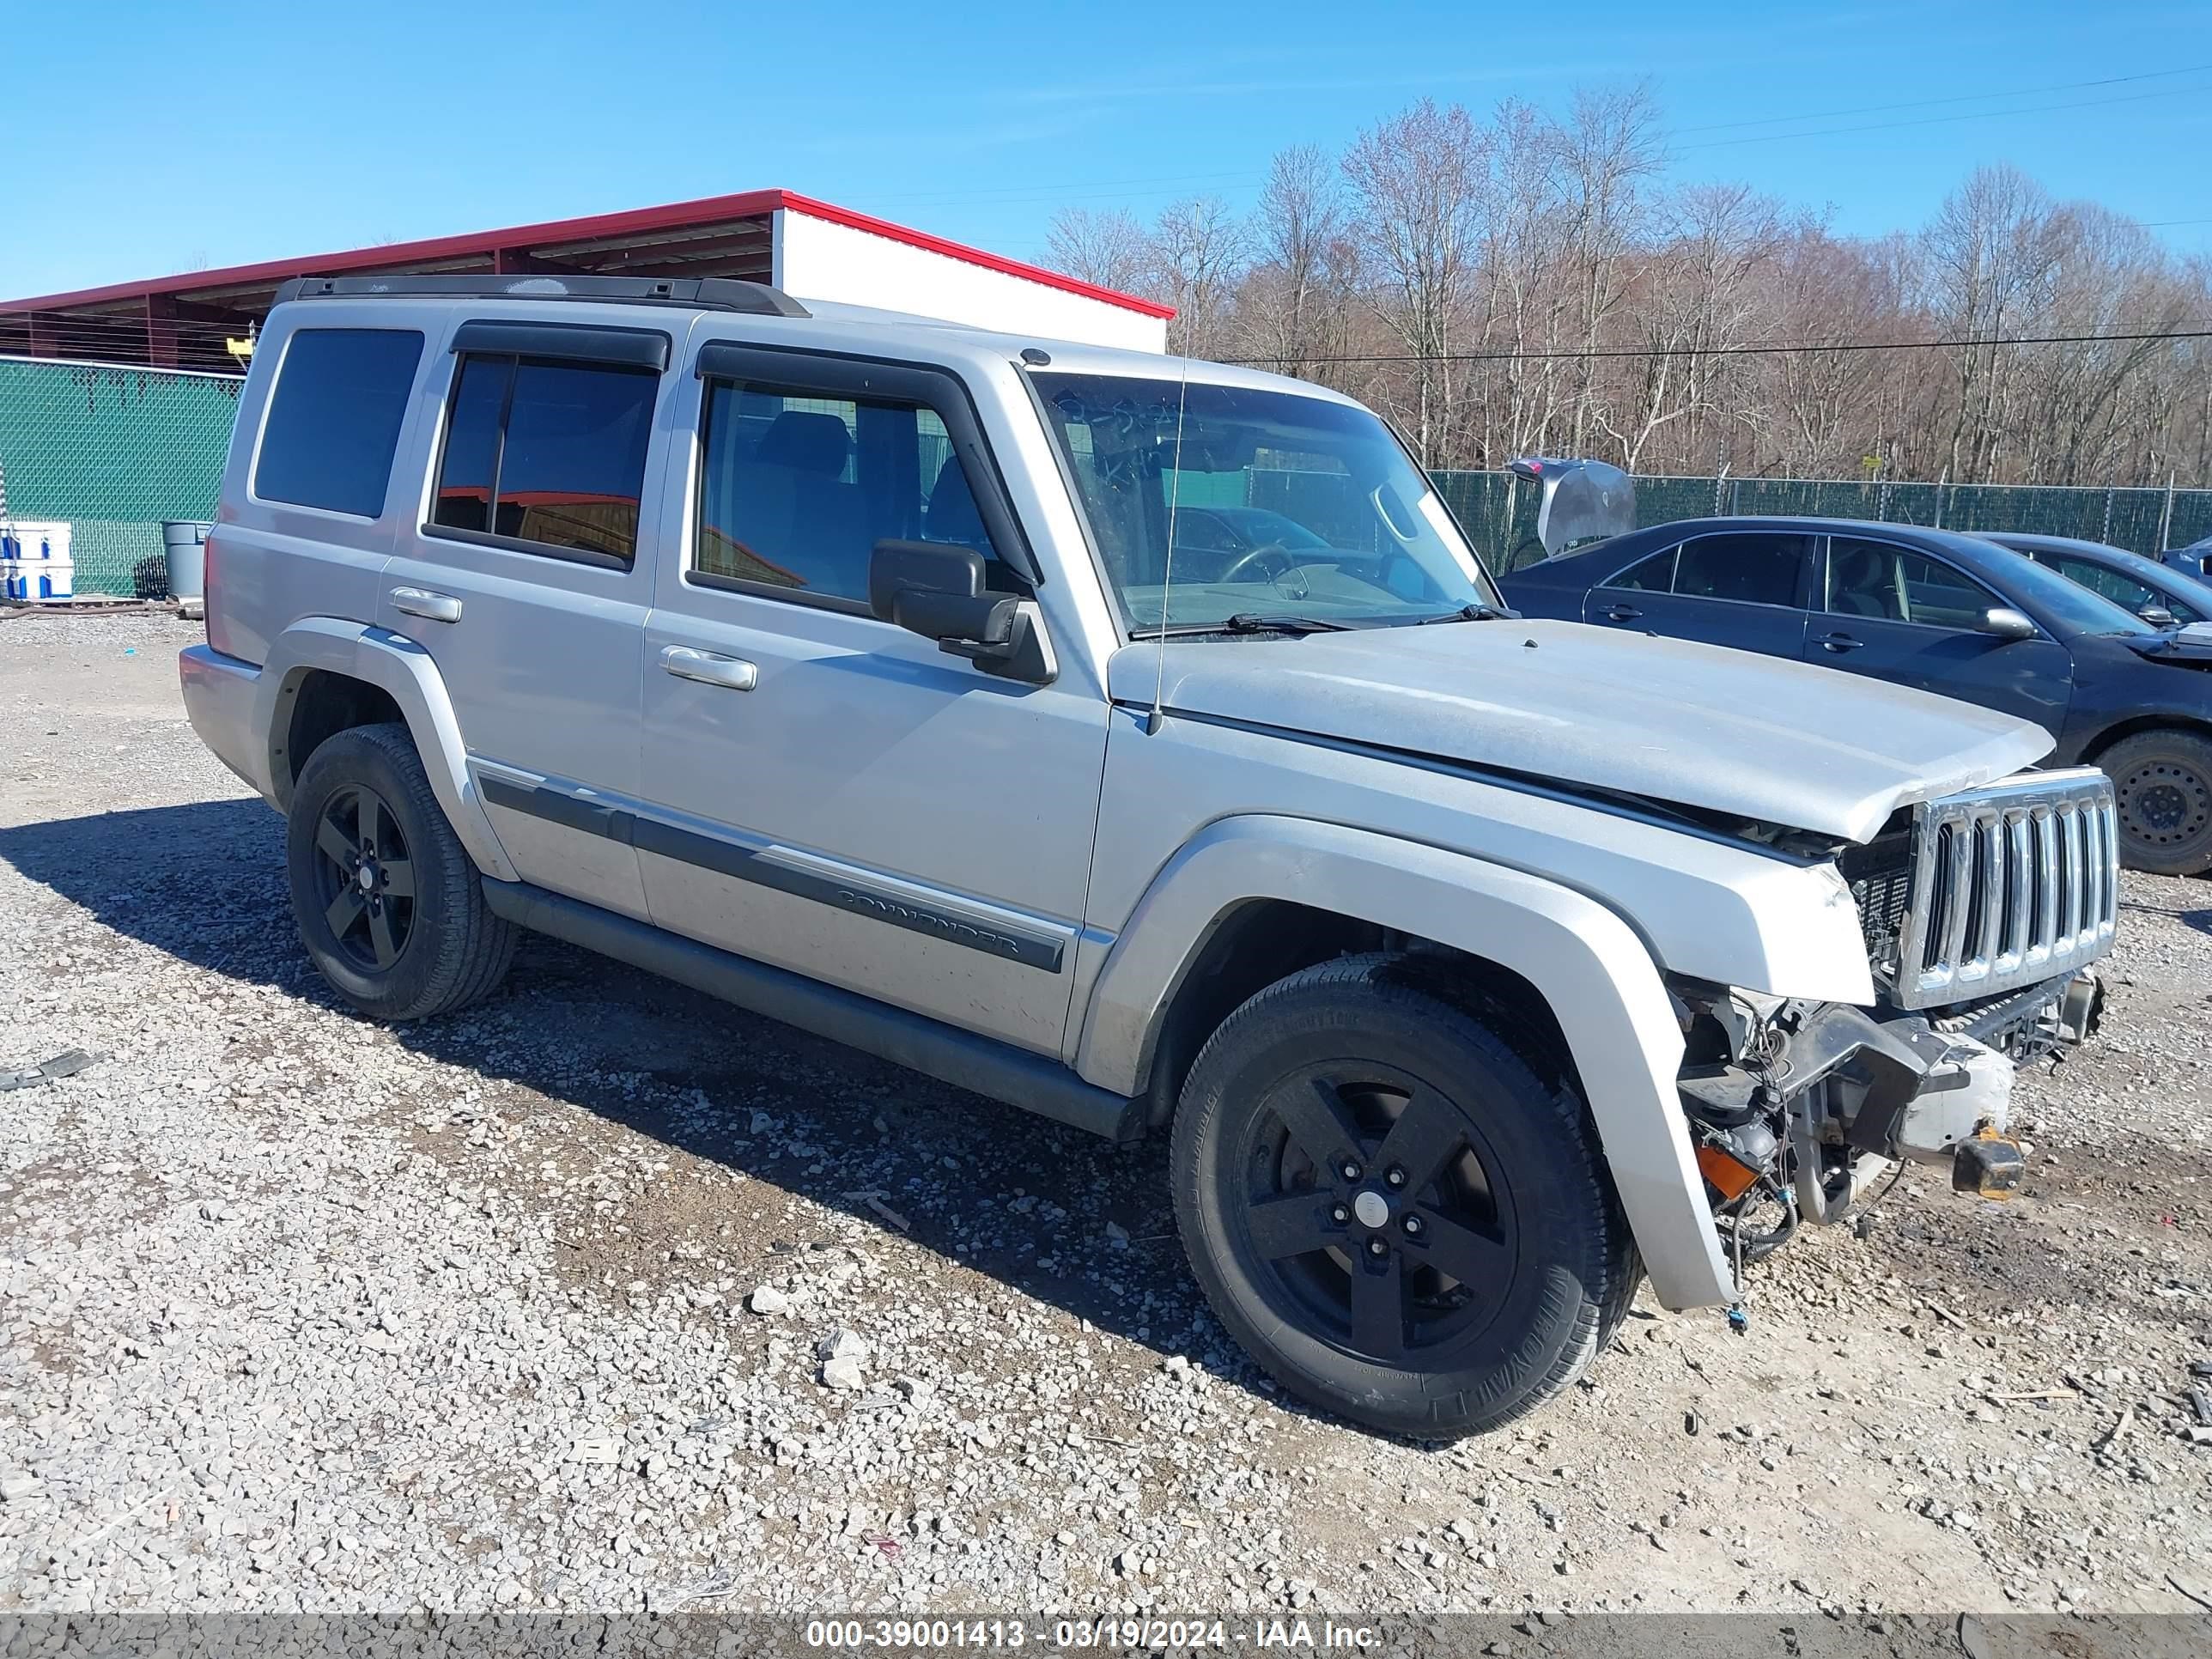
{"left": 4, "top": 0, "right": 2208, "bottom": 300}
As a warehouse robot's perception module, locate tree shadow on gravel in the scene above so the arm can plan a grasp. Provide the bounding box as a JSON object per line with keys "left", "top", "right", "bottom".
{"left": 2119, "top": 896, "right": 2212, "bottom": 939}
{"left": 0, "top": 800, "right": 1309, "bottom": 1415}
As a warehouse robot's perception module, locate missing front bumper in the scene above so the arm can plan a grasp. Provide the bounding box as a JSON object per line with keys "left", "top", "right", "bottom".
{"left": 1683, "top": 968, "right": 2098, "bottom": 1227}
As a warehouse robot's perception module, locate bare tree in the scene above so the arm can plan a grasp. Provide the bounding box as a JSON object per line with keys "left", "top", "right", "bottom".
{"left": 1148, "top": 196, "right": 1248, "bottom": 357}
{"left": 1043, "top": 207, "right": 1154, "bottom": 295}
{"left": 1552, "top": 83, "right": 1664, "bottom": 454}
{"left": 1020, "top": 90, "right": 2212, "bottom": 489}
{"left": 1921, "top": 164, "right": 2069, "bottom": 482}
{"left": 1237, "top": 145, "right": 1354, "bottom": 379}
{"left": 1341, "top": 98, "right": 1492, "bottom": 463}
{"left": 1594, "top": 183, "right": 1782, "bottom": 471}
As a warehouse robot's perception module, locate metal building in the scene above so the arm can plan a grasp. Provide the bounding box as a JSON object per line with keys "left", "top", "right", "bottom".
{"left": 0, "top": 191, "right": 1170, "bottom": 597}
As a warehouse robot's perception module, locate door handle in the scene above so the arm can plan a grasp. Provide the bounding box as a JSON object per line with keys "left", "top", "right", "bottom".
{"left": 390, "top": 586, "right": 463, "bottom": 623}
{"left": 1819, "top": 631, "right": 1865, "bottom": 653}
{"left": 1602, "top": 603, "right": 1643, "bottom": 623}
{"left": 659, "top": 644, "right": 758, "bottom": 691}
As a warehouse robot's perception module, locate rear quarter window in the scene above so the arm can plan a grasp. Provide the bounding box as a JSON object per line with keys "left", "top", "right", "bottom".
{"left": 253, "top": 329, "right": 426, "bottom": 517}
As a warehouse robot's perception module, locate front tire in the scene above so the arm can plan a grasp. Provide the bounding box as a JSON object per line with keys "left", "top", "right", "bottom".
{"left": 1170, "top": 955, "right": 1638, "bottom": 1438}
{"left": 2101, "top": 728, "right": 2212, "bottom": 876}
{"left": 285, "top": 723, "right": 515, "bottom": 1020}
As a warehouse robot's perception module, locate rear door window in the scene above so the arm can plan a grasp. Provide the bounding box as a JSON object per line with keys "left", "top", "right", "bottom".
{"left": 429, "top": 353, "right": 659, "bottom": 566}
{"left": 1670, "top": 533, "right": 1809, "bottom": 607}
{"left": 253, "top": 328, "right": 425, "bottom": 518}
{"left": 1607, "top": 548, "right": 1677, "bottom": 592}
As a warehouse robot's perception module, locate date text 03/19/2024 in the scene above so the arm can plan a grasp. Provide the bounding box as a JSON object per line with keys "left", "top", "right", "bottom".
{"left": 800, "top": 1618, "right": 1379, "bottom": 1650}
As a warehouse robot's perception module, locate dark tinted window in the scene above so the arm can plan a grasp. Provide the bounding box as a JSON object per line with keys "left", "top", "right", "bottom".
{"left": 430, "top": 356, "right": 506, "bottom": 534}
{"left": 1673, "top": 533, "right": 1808, "bottom": 606}
{"left": 1607, "top": 548, "right": 1676, "bottom": 592}
{"left": 429, "top": 354, "right": 657, "bottom": 564}
{"left": 695, "top": 382, "right": 1000, "bottom": 605}
{"left": 1175, "top": 511, "right": 1238, "bottom": 554}
{"left": 254, "top": 329, "right": 424, "bottom": 517}
{"left": 1827, "top": 538, "right": 1997, "bottom": 628}
{"left": 2051, "top": 556, "right": 2173, "bottom": 617}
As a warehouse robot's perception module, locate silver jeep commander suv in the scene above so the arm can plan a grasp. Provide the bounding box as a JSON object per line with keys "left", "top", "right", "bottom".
{"left": 180, "top": 273, "right": 2116, "bottom": 1437}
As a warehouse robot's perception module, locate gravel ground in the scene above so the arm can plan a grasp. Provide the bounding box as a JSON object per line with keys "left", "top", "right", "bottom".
{"left": 2, "top": 611, "right": 2209, "bottom": 1621}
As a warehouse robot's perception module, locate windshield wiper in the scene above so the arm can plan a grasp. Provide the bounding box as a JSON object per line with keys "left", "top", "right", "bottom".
{"left": 1131, "top": 613, "right": 1353, "bottom": 640}
{"left": 1410, "top": 601, "right": 1515, "bottom": 624}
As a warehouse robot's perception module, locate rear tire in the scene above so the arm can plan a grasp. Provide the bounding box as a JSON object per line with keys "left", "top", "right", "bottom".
{"left": 1170, "top": 954, "right": 1638, "bottom": 1438}
{"left": 285, "top": 723, "right": 515, "bottom": 1020}
{"left": 2100, "top": 728, "right": 2212, "bottom": 876}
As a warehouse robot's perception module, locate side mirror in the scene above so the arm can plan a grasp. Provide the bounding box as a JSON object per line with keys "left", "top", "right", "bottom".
{"left": 867, "top": 539, "right": 1053, "bottom": 684}
{"left": 1978, "top": 606, "right": 2036, "bottom": 641}
{"left": 870, "top": 538, "right": 984, "bottom": 622}
{"left": 2140, "top": 605, "right": 2176, "bottom": 628}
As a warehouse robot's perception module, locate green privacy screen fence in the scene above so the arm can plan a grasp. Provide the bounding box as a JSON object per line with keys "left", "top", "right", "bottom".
{"left": 1433, "top": 471, "right": 2212, "bottom": 574}
{"left": 0, "top": 357, "right": 240, "bottom": 598}
{"left": 3, "top": 352, "right": 2210, "bottom": 599}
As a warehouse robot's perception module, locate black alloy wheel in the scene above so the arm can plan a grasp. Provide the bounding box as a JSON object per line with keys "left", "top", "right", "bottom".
{"left": 309, "top": 783, "right": 417, "bottom": 971}
{"left": 1237, "top": 1062, "right": 1518, "bottom": 1369}
{"left": 1171, "top": 955, "right": 1638, "bottom": 1438}
{"left": 284, "top": 722, "right": 515, "bottom": 1020}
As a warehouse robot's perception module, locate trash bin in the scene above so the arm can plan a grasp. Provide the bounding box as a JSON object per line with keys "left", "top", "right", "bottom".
{"left": 163, "top": 520, "right": 214, "bottom": 600}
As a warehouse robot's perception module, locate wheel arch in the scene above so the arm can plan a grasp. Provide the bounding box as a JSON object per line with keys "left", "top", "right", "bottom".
{"left": 253, "top": 617, "right": 517, "bottom": 882}
{"left": 1124, "top": 896, "right": 1571, "bottom": 1138}
{"left": 1075, "top": 815, "right": 1735, "bottom": 1310}
{"left": 2079, "top": 712, "right": 2212, "bottom": 764}
{"left": 276, "top": 670, "right": 404, "bottom": 799}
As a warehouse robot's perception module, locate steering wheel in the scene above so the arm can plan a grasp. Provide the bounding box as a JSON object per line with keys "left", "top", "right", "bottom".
{"left": 1216, "top": 540, "right": 1313, "bottom": 599}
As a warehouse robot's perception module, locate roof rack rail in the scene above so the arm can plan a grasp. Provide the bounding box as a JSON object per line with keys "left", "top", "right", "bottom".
{"left": 271, "top": 273, "right": 810, "bottom": 319}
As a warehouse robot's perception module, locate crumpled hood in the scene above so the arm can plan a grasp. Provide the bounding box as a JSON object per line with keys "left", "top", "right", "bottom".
{"left": 1111, "top": 619, "right": 2052, "bottom": 844}
{"left": 2130, "top": 626, "right": 2212, "bottom": 667}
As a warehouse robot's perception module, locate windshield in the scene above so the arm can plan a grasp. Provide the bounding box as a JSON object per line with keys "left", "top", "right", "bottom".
{"left": 1031, "top": 371, "right": 1499, "bottom": 633}
{"left": 1992, "top": 548, "right": 2160, "bottom": 636}
{"left": 2073, "top": 543, "right": 2212, "bottom": 618}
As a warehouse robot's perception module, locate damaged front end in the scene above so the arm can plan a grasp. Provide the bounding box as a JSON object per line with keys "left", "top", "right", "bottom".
{"left": 1668, "top": 768, "right": 2119, "bottom": 1279}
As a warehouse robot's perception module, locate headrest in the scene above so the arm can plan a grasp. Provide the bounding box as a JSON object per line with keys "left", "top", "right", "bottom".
{"left": 926, "top": 457, "right": 988, "bottom": 547}
{"left": 756, "top": 410, "right": 852, "bottom": 477}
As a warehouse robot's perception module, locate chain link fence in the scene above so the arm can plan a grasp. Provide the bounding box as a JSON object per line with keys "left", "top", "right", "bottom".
{"left": 0, "top": 357, "right": 241, "bottom": 599}
{"left": 5, "top": 351, "right": 2212, "bottom": 601}
{"left": 1433, "top": 469, "right": 2212, "bottom": 572}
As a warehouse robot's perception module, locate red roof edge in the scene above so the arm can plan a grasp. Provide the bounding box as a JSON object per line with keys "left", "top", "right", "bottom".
{"left": 0, "top": 187, "right": 1173, "bottom": 320}
{"left": 773, "top": 191, "right": 1176, "bottom": 319}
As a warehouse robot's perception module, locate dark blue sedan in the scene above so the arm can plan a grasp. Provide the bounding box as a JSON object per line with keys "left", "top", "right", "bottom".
{"left": 1500, "top": 515, "right": 2212, "bottom": 874}
{"left": 1982, "top": 532, "right": 2212, "bottom": 627}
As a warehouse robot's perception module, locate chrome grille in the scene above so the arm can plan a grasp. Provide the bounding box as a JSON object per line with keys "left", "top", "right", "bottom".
{"left": 1888, "top": 769, "right": 2118, "bottom": 1011}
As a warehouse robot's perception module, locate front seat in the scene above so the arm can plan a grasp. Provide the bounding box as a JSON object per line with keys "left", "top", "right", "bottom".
{"left": 748, "top": 411, "right": 868, "bottom": 593}
{"left": 1830, "top": 547, "right": 1891, "bottom": 618}
{"left": 924, "top": 457, "right": 1018, "bottom": 590}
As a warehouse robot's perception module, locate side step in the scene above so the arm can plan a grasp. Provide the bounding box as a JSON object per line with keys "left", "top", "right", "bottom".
{"left": 481, "top": 878, "right": 1143, "bottom": 1143}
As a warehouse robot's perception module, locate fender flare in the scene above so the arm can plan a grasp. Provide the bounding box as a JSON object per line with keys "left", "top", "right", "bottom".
{"left": 1075, "top": 815, "right": 1736, "bottom": 1310}
{"left": 253, "top": 617, "right": 518, "bottom": 883}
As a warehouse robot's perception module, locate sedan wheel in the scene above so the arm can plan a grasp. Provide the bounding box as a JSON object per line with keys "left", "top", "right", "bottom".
{"left": 2102, "top": 728, "right": 2212, "bottom": 876}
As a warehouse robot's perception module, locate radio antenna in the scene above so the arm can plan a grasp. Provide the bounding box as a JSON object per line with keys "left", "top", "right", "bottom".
{"left": 1146, "top": 349, "right": 1194, "bottom": 737}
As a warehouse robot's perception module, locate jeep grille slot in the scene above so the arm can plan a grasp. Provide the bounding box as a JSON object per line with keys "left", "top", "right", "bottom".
{"left": 1892, "top": 769, "right": 2117, "bottom": 1010}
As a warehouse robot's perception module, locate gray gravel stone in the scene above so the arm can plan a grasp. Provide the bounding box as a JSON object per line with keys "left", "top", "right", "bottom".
{"left": 4, "top": 611, "right": 2210, "bottom": 1620}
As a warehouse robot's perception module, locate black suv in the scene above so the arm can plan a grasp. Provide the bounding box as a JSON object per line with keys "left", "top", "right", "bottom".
{"left": 1502, "top": 515, "right": 2212, "bottom": 875}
